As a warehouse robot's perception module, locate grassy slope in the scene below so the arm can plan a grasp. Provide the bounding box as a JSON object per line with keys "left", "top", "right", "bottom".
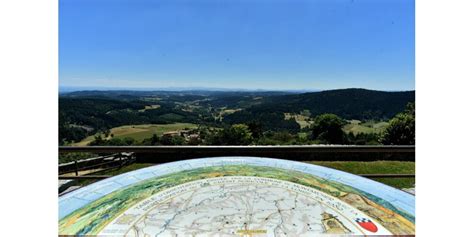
{"left": 72, "top": 123, "right": 197, "bottom": 146}
{"left": 306, "top": 161, "right": 415, "bottom": 189}
{"left": 92, "top": 161, "right": 414, "bottom": 189}
{"left": 284, "top": 113, "right": 313, "bottom": 128}
{"left": 343, "top": 120, "right": 389, "bottom": 135}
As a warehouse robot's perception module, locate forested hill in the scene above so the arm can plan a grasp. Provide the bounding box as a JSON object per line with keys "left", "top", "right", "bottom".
{"left": 225, "top": 89, "right": 415, "bottom": 122}
{"left": 59, "top": 88, "right": 414, "bottom": 144}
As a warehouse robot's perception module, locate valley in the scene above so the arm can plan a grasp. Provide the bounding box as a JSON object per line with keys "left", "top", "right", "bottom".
{"left": 59, "top": 88, "right": 415, "bottom": 146}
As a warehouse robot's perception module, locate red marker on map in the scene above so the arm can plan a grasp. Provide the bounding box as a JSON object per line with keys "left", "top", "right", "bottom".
{"left": 355, "top": 218, "right": 378, "bottom": 233}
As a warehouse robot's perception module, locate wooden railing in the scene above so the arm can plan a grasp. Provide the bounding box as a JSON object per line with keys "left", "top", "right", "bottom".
{"left": 58, "top": 145, "right": 415, "bottom": 180}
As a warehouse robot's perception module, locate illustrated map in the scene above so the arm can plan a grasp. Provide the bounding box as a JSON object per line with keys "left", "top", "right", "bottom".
{"left": 59, "top": 157, "right": 415, "bottom": 236}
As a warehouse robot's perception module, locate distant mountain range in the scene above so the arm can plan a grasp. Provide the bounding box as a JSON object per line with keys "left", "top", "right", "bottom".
{"left": 59, "top": 86, "right": 321, "bottom": 94}
{"left": 61, "top": 88, "right": 414, "bottom": 119}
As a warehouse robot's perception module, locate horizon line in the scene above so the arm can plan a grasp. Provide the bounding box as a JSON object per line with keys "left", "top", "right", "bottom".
{"left": 59, "top": 86, "right": 415, "bottom": 93}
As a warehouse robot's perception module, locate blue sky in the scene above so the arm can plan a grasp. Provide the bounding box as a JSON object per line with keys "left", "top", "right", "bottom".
{"left": 59, "top": 0, "right": 414, "bottom": 91}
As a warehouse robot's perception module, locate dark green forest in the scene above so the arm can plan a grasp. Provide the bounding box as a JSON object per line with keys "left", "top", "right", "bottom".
{"left": 59, "top": 89, "right": 415, "bottom": 146}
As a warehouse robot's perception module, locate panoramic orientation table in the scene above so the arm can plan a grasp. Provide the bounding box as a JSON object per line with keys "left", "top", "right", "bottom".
{"left": 59, "top": 157, "right": 415, "bottom": 236}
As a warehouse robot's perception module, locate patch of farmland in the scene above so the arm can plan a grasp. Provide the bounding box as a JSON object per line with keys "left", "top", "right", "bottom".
{"left": 284, "top": 113, "right": 313, "bottom": 128}
{"left": 138, "top": 104, "right": 160, "bottom": 112}
{"left": 72, "top": 123, "right": 198, "bottom": 146}
{"left": 343, "top": 120, "right": 389, "bottom": 134}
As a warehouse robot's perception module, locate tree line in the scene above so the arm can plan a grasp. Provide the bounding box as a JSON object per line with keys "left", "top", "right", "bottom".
{"left": 59, "top": 89, "right": 414, "bottom": 145}
{"left": 89, "top": 102, "right": 415, "bottom": 146}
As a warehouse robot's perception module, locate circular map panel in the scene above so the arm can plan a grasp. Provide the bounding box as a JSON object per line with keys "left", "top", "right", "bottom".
{"left": 59, "top": 157, "right": 415, "bottom": 236}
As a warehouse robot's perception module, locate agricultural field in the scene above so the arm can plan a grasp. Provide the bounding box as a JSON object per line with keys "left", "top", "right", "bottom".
{"left": 343, "top": 120, "right": 389, "bottom": 135}
{"left": 214, "top": 107, "right": 242, "bottom": 121}
{"left": 72, "top": 123, "right": 198, "bottom": 146}
{"left": 284, "top": 113, "right": 313, "bottom": 128}
{"left": 138, "top": 104, "right": 160, "bottom": 112}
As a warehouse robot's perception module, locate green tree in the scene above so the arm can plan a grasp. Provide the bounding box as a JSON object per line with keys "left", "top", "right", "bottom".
{"left": 348, "top": 132, "right": 381, "bottom": 145}
{"left": 103, "top": 129, "right": 111, "bottom": 138}
{"left": 311, "top": 114, "right": 346, "bottom": 144}
{"left": 271, "top": 131, "right": 294, "bottom": 143}
{"left": 122, "top": 137, "right": 136, "bottom": 145}
{"left": 150, "top": 134, "right": 159, "bottom": 145}
{"left": 246, "top": 121, "right": 264, "bottom": 139}
{"left": 160, "top": 135, "right": 185, "bottom": 145}
{"left": 89, "top": 135, "right": 105, "bottom": 146}
{"left": 381, "top": 103, "right": 415, "bottom": 145}
{"left": 218, "top": 124, "right": 253, "bottom": 145}
{"left": 141, "top": 134, "right": 161, "bottom": 145}
{"left": 106, "top": 138, "right": 126, "bottom": 146}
